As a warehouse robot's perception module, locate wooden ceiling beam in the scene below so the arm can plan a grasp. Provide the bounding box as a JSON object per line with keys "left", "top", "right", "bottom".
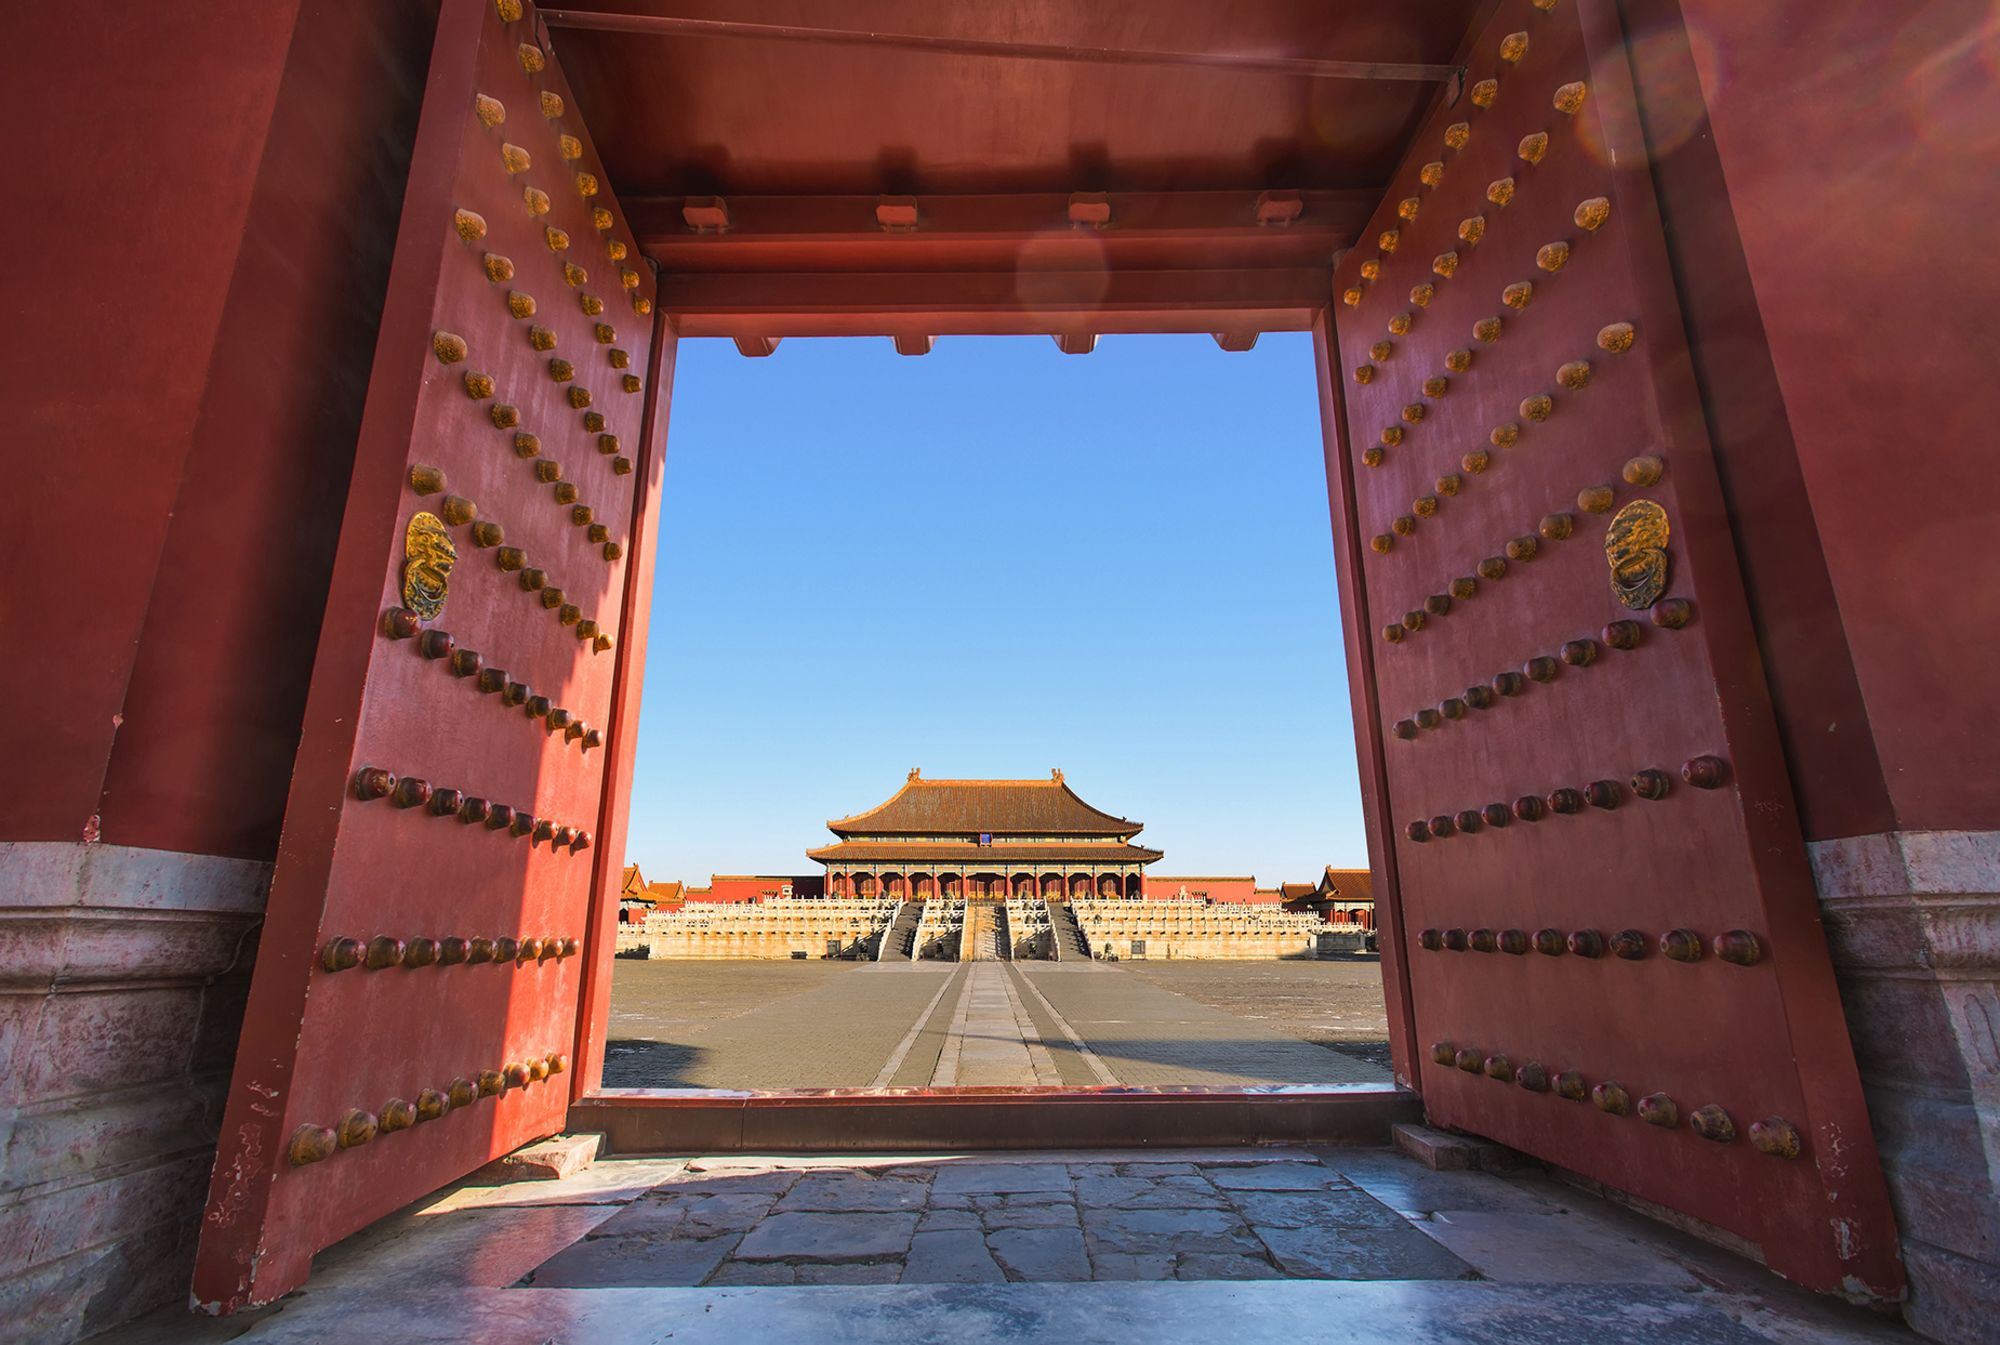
{"left": 540, "top": 8, "right": 1462, "bottom": 85}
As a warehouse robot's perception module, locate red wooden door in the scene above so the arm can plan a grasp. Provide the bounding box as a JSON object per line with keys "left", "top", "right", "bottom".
{"left": 194, "top": 0, "right": 669, "bottom": 1310}
{"left": 1324, "top": 0, "right": 1902, "bottom": 1299}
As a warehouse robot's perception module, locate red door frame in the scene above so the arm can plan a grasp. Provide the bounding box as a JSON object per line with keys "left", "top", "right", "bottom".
{"left": 562, "top": 298, "right": 1413, "bottom": 1103}
{"left": 569, "top": 301, "right": 677, "bottom": 1096}
{"left": 1312, "top": 304, "right": 1423, "bottom": 1090}
{"left": 557, "top": 302, "right": 1428, "bottom": 1155}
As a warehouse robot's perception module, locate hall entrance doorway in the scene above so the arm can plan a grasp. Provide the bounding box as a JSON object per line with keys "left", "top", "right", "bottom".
{"left": 190, "top": 0, "right": 1903, "bottom": 1316}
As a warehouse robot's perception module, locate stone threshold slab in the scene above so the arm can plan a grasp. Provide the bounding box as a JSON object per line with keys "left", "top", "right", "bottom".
{"left": 205, "top": 1279, "right": 1882, "bottom": 1344}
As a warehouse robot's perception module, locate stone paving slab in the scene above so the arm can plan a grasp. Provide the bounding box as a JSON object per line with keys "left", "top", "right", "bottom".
{"left": 1223, "top": 1189, "right": 1409, "bottom": 1231}
{"left": 930, "top": 1161, "right": 1072, "bottom": 1194}
{"left": 774, "top": 1173, "right": 930, "bottom": 1212}
{"left": 529, "top": 1232, "right": 743, "bottom": 1288}
{"left": 903, "top": 1230, "right": 1006, "bottom": 1283}
{"left": 1416, "top": 1208, "right": 1701, "bottom": 1287}
{"left": 734, "top": 1211, "right": 920, "bottom": 1263}
{"left": 1207, "top": 1162, "right": 1350, "bottom": 1190}
{"left": 1081, "top": 1205, "right": 1269, "bottom": 1259}
{"left": 1311, "top": 1149, "right": 1569, "bottom": 1219}
{"left": 989, "top": 1226, "right": 1092, "bottom": 1281}
{"left": 1258, "top": 1221, "right": 1476, "bottom": 1281}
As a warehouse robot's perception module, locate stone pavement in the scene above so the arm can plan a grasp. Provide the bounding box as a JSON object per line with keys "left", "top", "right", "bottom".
{"left": 525, "top": 1149, "right": 1468, "bottom": 1287}
{"left": 101, "top": 1148, "right": 1917, "bottom": 1345}
{"left": 604, "top": 962, "right": 957, "bottom": 1089}
{"left": 604, "top": 959, "right": 1393, "bottom": 1090}
{"left": 1019, "top": 963, "right": 1387, "bottom": 1087}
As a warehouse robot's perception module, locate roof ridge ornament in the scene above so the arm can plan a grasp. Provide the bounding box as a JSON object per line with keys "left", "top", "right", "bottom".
{"left": 1051, "top": 768, "right": 1064, "bottom": 783}
{"left": 908, "top": 767, "right": 921, "bottom": 781}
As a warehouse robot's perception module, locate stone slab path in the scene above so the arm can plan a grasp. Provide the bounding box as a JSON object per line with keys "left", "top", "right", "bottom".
{"left": 523, "top": 1150, "right": 1470, "bottom": 1289}
{"left": 931, "top": 963, "right": 1060, "bottom": 1086}
{"left": 107, "top": 1148, "right": 1917, "bottom": 1345}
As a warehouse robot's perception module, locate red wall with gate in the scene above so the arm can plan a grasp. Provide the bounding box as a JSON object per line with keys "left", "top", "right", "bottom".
{"left": 1645, "top": 0, "right": 2000, "bottom": 839}
{"left": 1, "top": 1, "right": 437, "bottom": 1338}
{"left": 3, "top": 0, "right": 439, "bottom": 858}
{"left": 1621, "top": 4, "right": 2000, "bottom": 1336}
{"left": 3, "top": 1, "right": 1997, "bottom": 1339}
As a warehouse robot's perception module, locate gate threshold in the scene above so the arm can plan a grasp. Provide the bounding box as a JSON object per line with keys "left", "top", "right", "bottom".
{"left": 572, "top": 1085, "right": 1418, "bottom": 1154}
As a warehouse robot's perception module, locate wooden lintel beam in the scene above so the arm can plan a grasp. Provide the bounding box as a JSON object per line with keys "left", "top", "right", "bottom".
{"left": 540, "top": 9, "right": 1462, "bottom": 85}
{"left": 660, "top": 268, "right": 1328, "bottom": 339}
{"left": 625, "top": 190, "right": 1375, "bottom": 250}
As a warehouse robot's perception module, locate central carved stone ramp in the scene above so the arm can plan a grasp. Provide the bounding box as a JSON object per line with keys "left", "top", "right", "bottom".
{"left": 960, "top": 901, "right": 1009, "bottom": 962}
{"left": 1047, "top": 901, "right": 1090, "bottom": 961}
{"left": 876, "top": 899, "right": 924, "bottom": 961}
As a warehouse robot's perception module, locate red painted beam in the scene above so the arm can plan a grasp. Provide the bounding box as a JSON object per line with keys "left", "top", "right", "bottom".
{"left": 628, "top": 191, "right": 1375, "bottom": 276}
{"left": 540, "top": 8, "right": 1461, "bottom": 85}
{"left": 661, "top": 268, "right": 1329, "bottom": 339}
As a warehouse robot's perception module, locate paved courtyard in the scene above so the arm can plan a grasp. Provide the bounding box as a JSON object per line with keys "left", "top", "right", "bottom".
{"left": 106, "top": 1148, "right": 1915, "bottom": 1344}
{"left": 605, "top": 958, "right": 1392, "bottom": 1089}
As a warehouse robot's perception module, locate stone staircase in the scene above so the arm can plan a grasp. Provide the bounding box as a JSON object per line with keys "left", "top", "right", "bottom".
{"left": 960, "top": 901, "right": 1011, "bottom": 961}
{"left": 1047, "top": 900, "right": 1090, "bottom": 961}
{"left": 876, "top": 899, "right": 925, "bottom": 961}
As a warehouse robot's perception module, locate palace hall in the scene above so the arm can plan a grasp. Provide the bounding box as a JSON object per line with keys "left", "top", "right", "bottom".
{"left": 807, "top": 770, "right": 1161, "bottom": 902}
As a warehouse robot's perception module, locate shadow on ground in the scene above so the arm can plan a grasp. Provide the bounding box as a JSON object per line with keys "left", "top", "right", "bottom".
{"left": 603, "top": 1040, "right": 710, "bottom": 1088}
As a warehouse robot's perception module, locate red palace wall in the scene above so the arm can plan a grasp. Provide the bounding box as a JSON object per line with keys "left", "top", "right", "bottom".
{"left": 1624, "top": 0, "right": 2000, "bottom": 844}
{"left": 694, "top": 875, "right": 825, "bottom": 904}
{"left": 1142, "top": 875, "right": 1265, "bottom": 903}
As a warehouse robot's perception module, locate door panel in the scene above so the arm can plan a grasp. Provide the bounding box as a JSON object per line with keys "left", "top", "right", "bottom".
{"left": 1328, "top": 0, "right": 1902, "bottom": 1297}
{"left": 194, "top": 0, "right": 662, "bottom": 1310}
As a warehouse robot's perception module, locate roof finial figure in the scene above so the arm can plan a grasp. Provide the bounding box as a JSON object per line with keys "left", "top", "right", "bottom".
{"left": 1052, "top": 768, "right": 1064, "bottom": 783}
{"left": 908, "top": 766, "right": 921, "bottom": 781}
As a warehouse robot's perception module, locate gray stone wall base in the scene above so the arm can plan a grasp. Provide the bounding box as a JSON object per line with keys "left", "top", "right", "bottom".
{"left": 0, "top": 842, "right": 270, "bottom": 1343}
{"left": 1811, "top": 829, "right": 2000, "bottom": 1345}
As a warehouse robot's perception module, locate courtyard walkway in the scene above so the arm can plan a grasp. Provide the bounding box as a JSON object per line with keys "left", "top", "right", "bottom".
{"left": 603, "top": 959, "right": 1390, "bottom": 1090}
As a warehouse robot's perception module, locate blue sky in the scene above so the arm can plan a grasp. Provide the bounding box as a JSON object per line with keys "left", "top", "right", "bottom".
{"left": 623, "top": 332, "right": 1366, "bottom": 882}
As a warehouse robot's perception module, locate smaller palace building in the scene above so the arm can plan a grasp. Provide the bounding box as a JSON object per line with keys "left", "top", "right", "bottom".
{"left": 808, "top": 770, "right": 1161, "bottom": 901}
